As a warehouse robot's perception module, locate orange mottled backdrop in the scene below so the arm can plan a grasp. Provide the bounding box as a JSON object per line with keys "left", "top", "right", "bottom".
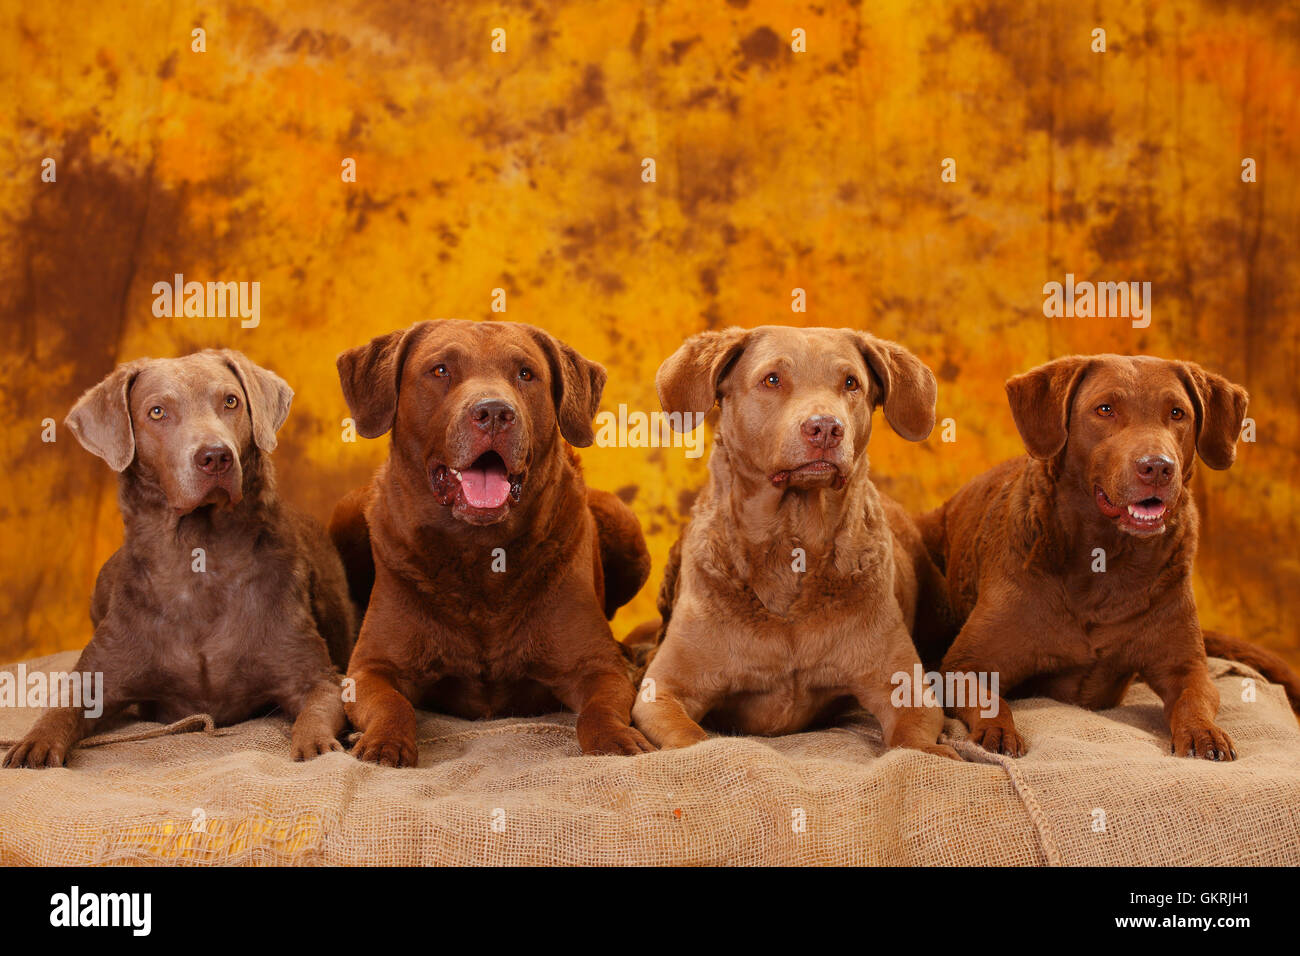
{"left": 1, "top": 1, "right": 1297, "bottom": 666}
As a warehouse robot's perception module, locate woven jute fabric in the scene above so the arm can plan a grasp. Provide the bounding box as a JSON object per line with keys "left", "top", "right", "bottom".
{"left": 1, "top": 652, "right": 1296, "bottom": 866}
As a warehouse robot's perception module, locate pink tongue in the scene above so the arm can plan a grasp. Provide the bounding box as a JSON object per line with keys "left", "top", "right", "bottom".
{"left": 1132, "top": 500, "right": 1166, "bottom": 518}
{"left": 461, "top": 459, "right": 511, "bottom": 509}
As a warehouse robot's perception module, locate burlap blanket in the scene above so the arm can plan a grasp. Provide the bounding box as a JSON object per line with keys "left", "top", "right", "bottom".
{"left": 1, "top": 651, "right": 1296, "bottom": 865}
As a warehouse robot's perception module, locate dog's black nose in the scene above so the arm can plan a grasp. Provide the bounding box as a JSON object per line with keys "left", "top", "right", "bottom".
{"left": 801, "top": 414, "right": 844, "bottom": 449}
{"left": 194, "top": 443, "right": 234, "bottom": 476}
{"left": 471, "top": 399, "right": 517, "bottom": 434}
{"left": 1135, "top": 454, "right": 1175, "bottom": 486}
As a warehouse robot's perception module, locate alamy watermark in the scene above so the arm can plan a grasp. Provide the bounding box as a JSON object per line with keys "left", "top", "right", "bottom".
{"left": 0, "top": 664, "right": 104, "bottom": 718}
{"left": 49, "top": 886, "right": 150, "bottom": 936}
{"left": 1043, "top": 273, "right": 1151, "bottom": 328}
{"left": 891, "top": 664, "right": 1000, "bottom": 718}
{"left": 152, "top": 273, "right": 260, "bottom": 328}
{"left": 592, "top": 406, "right": 706, "bottom": 458}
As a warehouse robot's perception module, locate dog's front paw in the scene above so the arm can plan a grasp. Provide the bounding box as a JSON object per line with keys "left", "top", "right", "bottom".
{"left": 351, "top": 730, "right": 419, "bottom": 767}
{"left": 649, "top": 724, "right": 709, "bottom": 751}
{"left": 291, "top": 729, "right": 345, "bottom": 762}
{"left": 968, "top": 719, "right": 1027, "bottom": 758}
{"left": 2, "top": 734, "right": 69, "bottom": 769}
{"left": 578, "top": 719, "right": 657, "bottom": 756}
{"left": 1171, "top": 720, "right": 1236, "bottom": 761}
{"left": 916, "top": 742, "right": 963, "bottom": 762}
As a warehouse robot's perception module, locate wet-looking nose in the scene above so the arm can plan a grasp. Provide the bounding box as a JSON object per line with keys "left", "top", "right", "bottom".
{"left": 801, "top": 414, "right": 844, "bottom": 450}
{"left": 194, "top": 443, "right": 234, "bottom": 476}
{"left": 1134, "top": 454, "right": 1175, "bottom": 487}
{"left": 471, "top": 398, "right": 517, "bottom": 434}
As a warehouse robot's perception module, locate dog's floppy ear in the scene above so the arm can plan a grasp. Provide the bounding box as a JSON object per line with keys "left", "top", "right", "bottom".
{"left": 525, "top": 326, "right": 607, "bottom": 447}
{"left": 851, "top": 331, "right": 938, "bottom": 442}
{"left": 1175, "top": 361, "right": 1249, "bottom": 470}
{"left": 656, "top": 328, "right": 751, "bottom": 431}
{"left": 336, "top": 323, "right": 430, "bottom": 439}
{"left": 1005, "top": 356, "right": 1094, "bottom": 459}
{"left": 220, "top": 350, "right": 294, "bottom": 453}
{"left": 65, "top": 359, "right": 152, "bottom": 471}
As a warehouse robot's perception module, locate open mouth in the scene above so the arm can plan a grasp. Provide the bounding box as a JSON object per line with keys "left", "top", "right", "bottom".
{"left": 1095, "top": 485, "right": 1168, "bottom": 534}
{"left": 769, "top": 460, "right": 847, "bottom": 490}
{"left": 432, "top": 451, "right": 524, "bottom": 522}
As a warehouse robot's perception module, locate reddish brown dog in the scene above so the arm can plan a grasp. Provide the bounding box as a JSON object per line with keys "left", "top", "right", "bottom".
{"left": 919, "top": 354, "right": 1255, "bottom": 760}
{"left": 632, "top": 326, "right": 958, "bottom": 759}
{"left": 330, "top": 320, "right": 652, "bottom": 767}
{"left": 4, "top": 351, "right": 353, "bottom": 768}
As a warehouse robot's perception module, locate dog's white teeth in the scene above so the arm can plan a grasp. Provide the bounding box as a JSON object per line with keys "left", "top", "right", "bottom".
{"left": 1127, "top": 505, "right": 1136, "bottom": 515}
{"left": 450, "top": 469, "right": 461, "bottom": 480}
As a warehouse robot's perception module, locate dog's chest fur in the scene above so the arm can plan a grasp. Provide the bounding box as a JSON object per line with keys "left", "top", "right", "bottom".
{"left": 671, "top": 488, "right": 901, "bottom": 733}
{"left": 1001, "top": 475, "right": 1201, "bottom": 672}
{"left": 104, "top": 506, "right": 307, "bottom": 722}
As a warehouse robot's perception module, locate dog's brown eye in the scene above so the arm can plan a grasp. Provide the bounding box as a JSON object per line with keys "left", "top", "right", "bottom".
{"left": 148, "top": 406, "right": 165, "bottom": 421}
{"left": 1096, "top": 404, "right": 1114, "bottom": 418}
{"left": 764, "top": 373, "right": 781, "bottom": 388}
{"left": 1171, "top": 407, "right": 1185, "bottom": 420}
{"left": 519, "top": 367, "right": 534, "bottom": 382}
{"left": 224, "top": 394, "right": 239, "bottom": 409}
{"left": 845, "top": 376, "right": 859, "bottom": 392}
{"left": 431, "top": 364, "right": 449, "bottom": 378}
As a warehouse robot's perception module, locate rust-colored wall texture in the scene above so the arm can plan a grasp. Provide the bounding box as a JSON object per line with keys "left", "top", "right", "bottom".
{"left": 1, "top": 1, "right": 1297, "bottom": 667}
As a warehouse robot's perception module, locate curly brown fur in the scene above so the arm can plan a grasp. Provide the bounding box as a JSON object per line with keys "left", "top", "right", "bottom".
{"left": 918, "top": 354, "right": 1277, "bottom": 760}
{"left": 632, "top": 326, "right": 958, "bottom": 759}
{"left": 330, "top": 320, "right": 653, "bottom": 766}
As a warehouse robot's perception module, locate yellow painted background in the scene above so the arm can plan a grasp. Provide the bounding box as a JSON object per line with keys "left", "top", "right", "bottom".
{"left": 1, "top": 1, "right": 1297, "bottom": 666}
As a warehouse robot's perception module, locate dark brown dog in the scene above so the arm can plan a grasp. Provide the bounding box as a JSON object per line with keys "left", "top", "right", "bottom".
{"left": 329, "top": 319, "right": 652, "bottom": 767}
{"left": 3, "top": 351, "right": 353, "bottom": 769}
{"left": 919, "top": 353, "right": 1270, "bottom": 760}
{"left": 632, "top": 326, "right": 959, "bottom": 759}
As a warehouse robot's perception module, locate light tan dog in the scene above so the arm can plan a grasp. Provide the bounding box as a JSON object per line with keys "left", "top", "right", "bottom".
{"left": 632, "top": 326, "right": 959, "bottom": 759}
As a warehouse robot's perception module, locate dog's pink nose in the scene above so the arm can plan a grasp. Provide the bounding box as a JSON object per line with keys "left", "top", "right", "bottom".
{"left": 801, "top": 415, "right": 844, "bottom": 449}
{"left": 194, "top": 443, "right": 233, "bottom": 476}
{"left": 1135, "top": 454, "right": 1174, "bottom": 487}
